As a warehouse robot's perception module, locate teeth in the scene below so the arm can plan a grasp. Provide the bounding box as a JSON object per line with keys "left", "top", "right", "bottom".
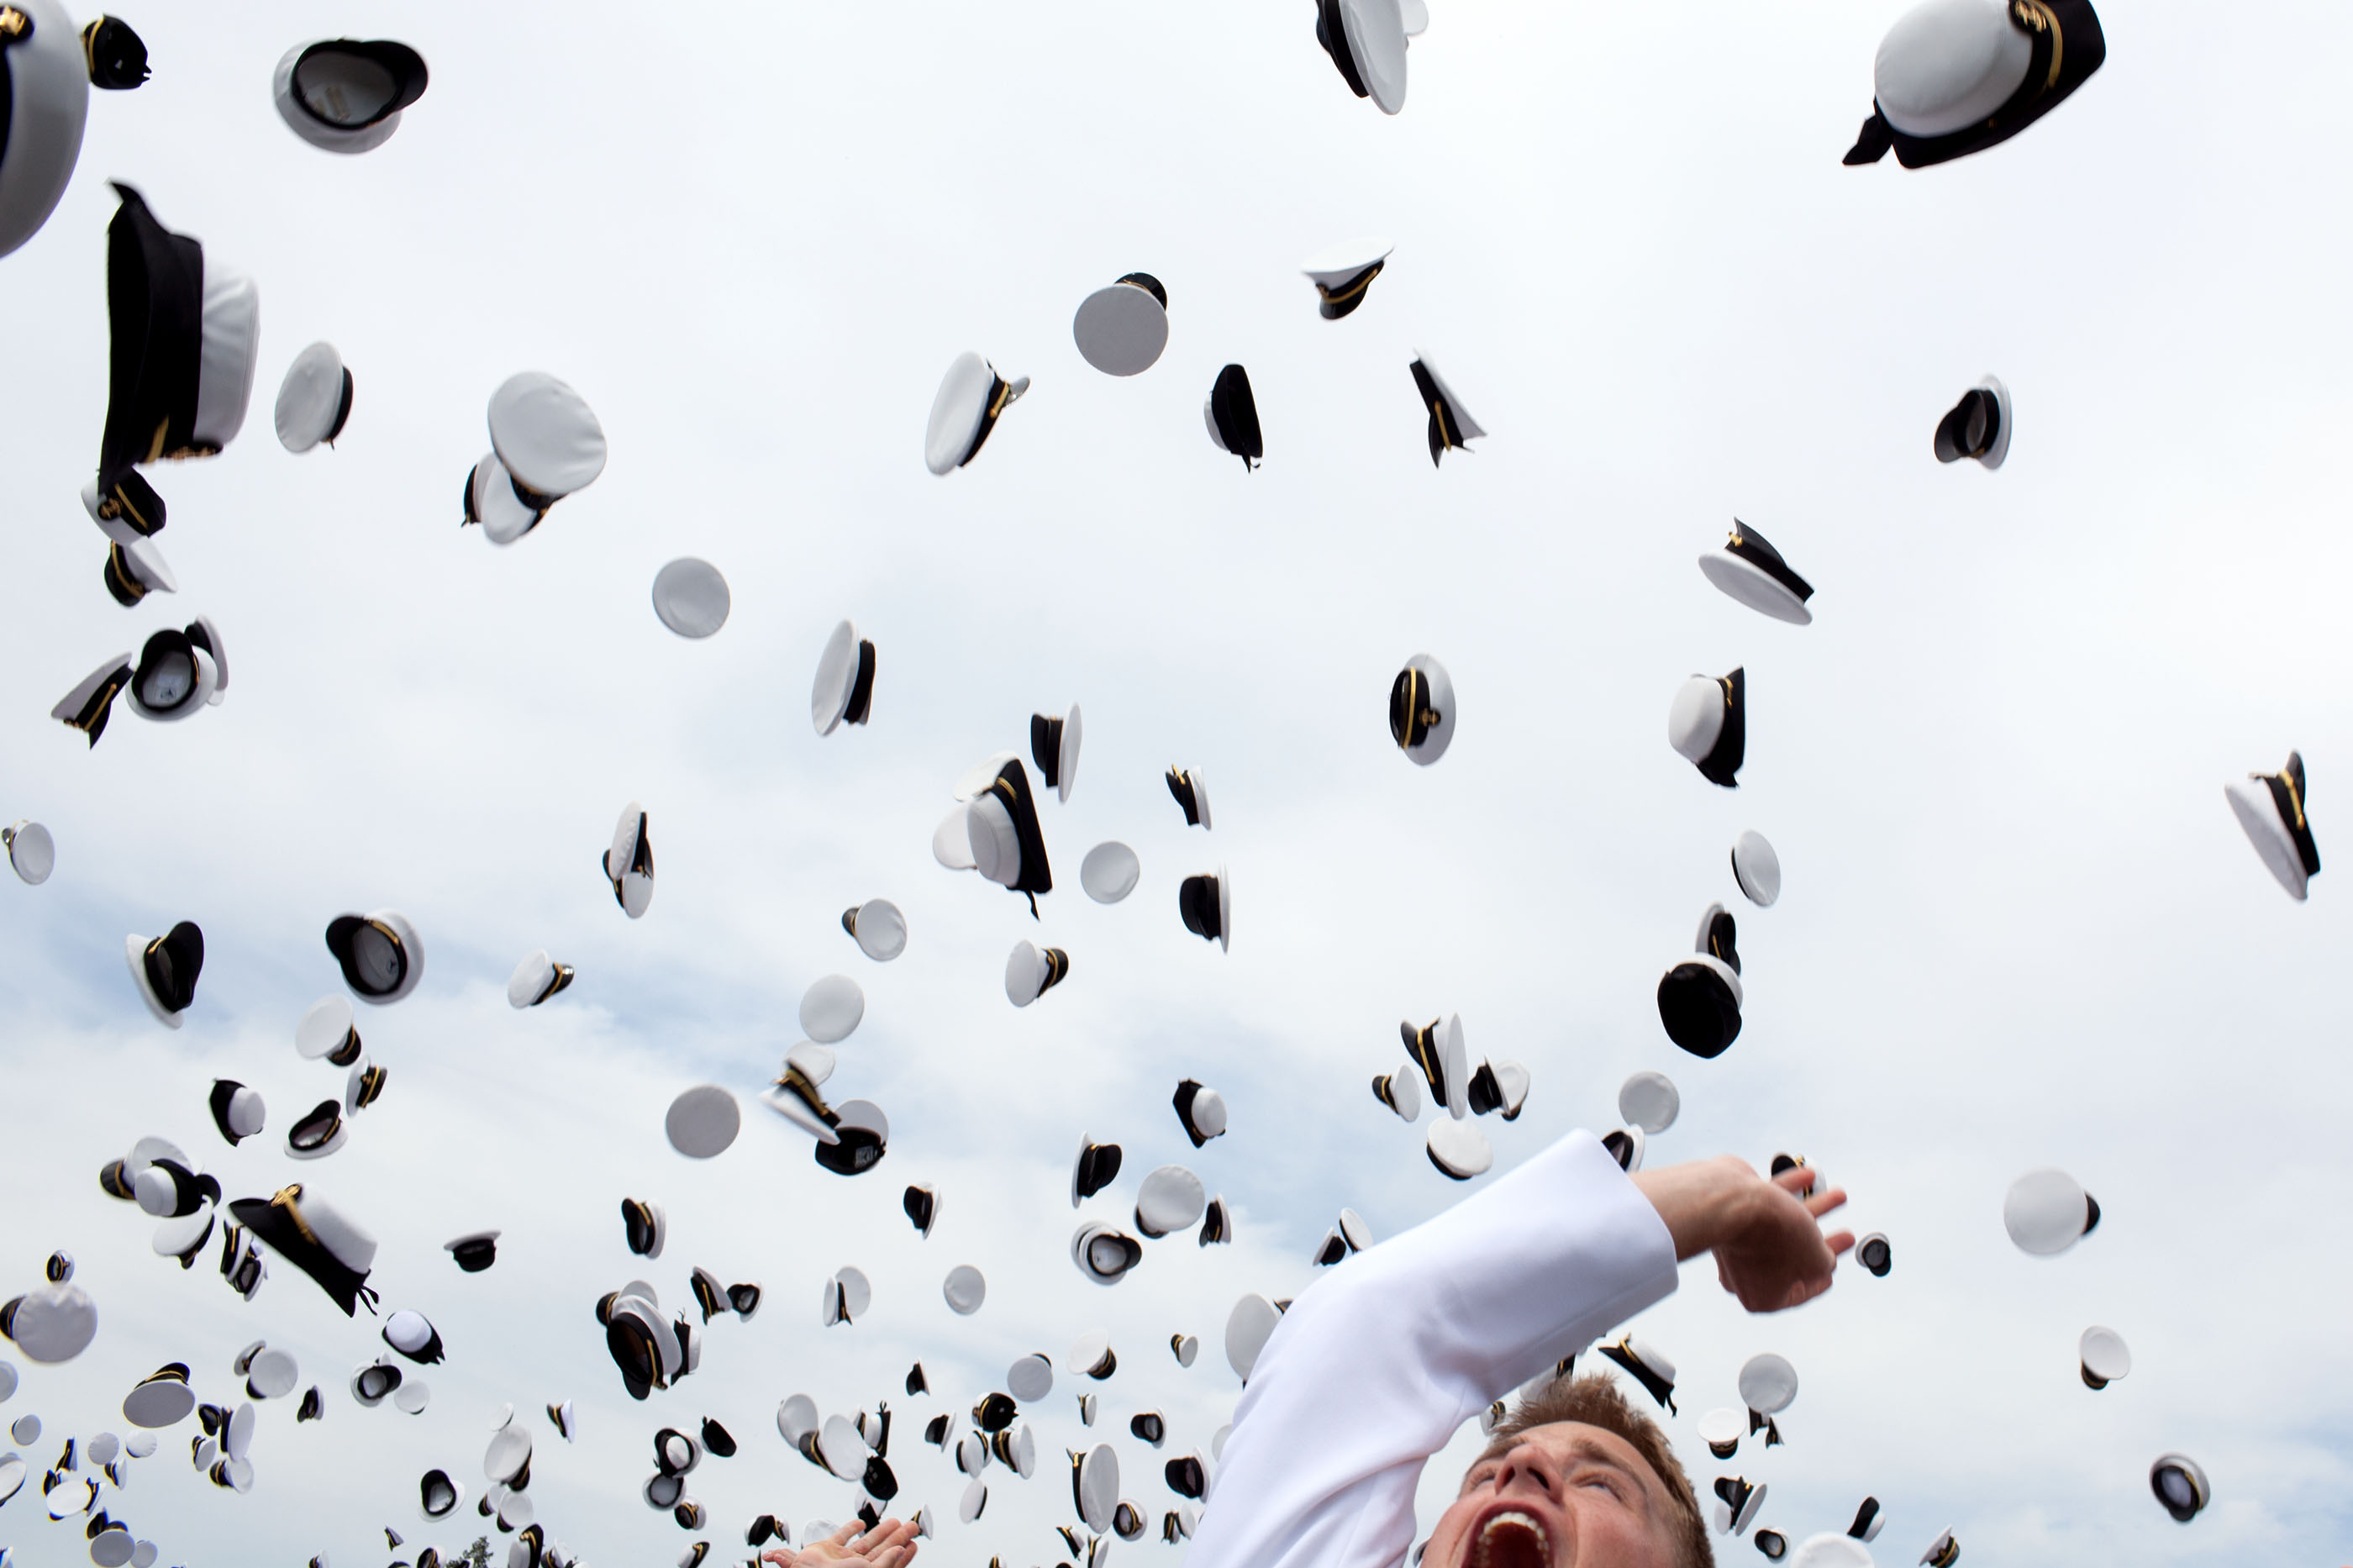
{"left": 1473, "top": 1510, "right": 1550, "bottom": 1568}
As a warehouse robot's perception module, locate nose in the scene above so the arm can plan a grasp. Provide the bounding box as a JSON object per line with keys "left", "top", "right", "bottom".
{"left": 1491, "top": 1448, "right": 1557, "bottom": 1500}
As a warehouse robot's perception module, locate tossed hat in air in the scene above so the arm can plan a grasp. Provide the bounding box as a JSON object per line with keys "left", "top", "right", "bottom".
{"left": 1403, "top": 1014, "right": 1470, "bottom": 1119}
{"left": 1426, "top": 1116, "right": 1492, "bottom": 1179}
{"left": 1314, "top": 0, "right": 1407, "bottom": 113}
{"left": 508, "top": 949, "right": 576, "bottom": 1008}
{"left": 0, "top": 1275, "right": 97, "bottom": 1363}
{"left": 603, "top": 802, "right": 654, "bottom": 918}
{"left": 1408, "top": 355, "right": 1482, "bottom": 466}
{"left": 1712, "top": 1476, "right": 1767, "bottom": 1537}
{"left": 1390, "top": 654, "right": 1455, "bottom": 764}
{"left": 942, "top": 1264, "right": 984, "bottom": 1315}
{"left": 271, "top": 39, "right": 427, "bottom": 153}
{"left": 801, "top": 974, "right": 865, "bottom": 1042}
{"left": 445, "top": 1230, "right": 498, "bottom": 1272}
{"left": 1166, "top": 766, "right": 1211, "bottom": 829}
{"left": 324, "top": 910, "right": 423, "bottom": 1004}
{"left": 1006, "top": 940, "right": 1070, "bottom": 1008}
{"left": 461, "top": 373, "right": 606, "bottom": 545}
{"left": 1919, "top": 1529, "right": 1960, "bottom": 1566}
{"left": 961, "top": 755, "right": 1054, "bottom": 914}
{"left": 1607, "top": 1124, "right": 1650, "bottom": 1172}
{"left": 2226, "top": 751, "right": 2319, "bottom": 900}
{"left": 1933, "top": 376, "right": 2011, "bottom": 467}
{"left": 1698, "top": 1408, "right": 1745, "bottom": 1460}
{"left": 1598, "top": 1334, "right": 1677, "bottom": 1413}
{"left": 1071, "top": 1223, "right": 1142, "bottom": 1286}
{"left": 1074, "top": 274, "right": 1168, "bottom": 376}
{"left": 1668, "top": 667, "right": 1745, "bottom": 787}
{"left": 813, "top": 620, "right": 876, "bottom": 735}
{"left": 1657, "top": 904, "right": 1744, "bottom": 1058}
{"left": 1618, "top": 1071, "right": 1679, "bottom": 1134}
{"left": 124, "top": 920, "right": 203, "bottom": 1026}
{"left": 1371, "top": 1063, "right": 1422, "bottom": 1122}
{"left": 2149, "top": 1454, "right": 2208, "bottom": 1523}
{"left": 98, "top": 529, "right": 176, "bottom": 607}
{"left": 925, "top": 352, "right": 1028, "bottom": 475}
{"left": 0, "top": 4, "right": 147, "bottom": 260}
{"left": 227, "top": 1184, "right": 377, "bottom": 1315}
{"left": 2078, "top": 1325, "right": 2129, "bottom": 1388}
{"left": 1740, "top": 1353, "right": 1798, "bottom": 1420}
{"left": 1699, "top": 524, "right": 1813, "bottom": 625}
{"left": 1205, "top": 364, "right": 1262, "bottom": 470}
{"left": 903, "top": 1183, "right": 941, "bottom": 1239}
{"left": 1030, "top": 707, "right": 1082, "bottom": 802}
{"left": 1299, "top": 236, "right": 1392, "bottom": 320}
{"left": 1731, "top": 831, "right": 1782, "bottom": 907}
{"left": 1464, "top": 1059, "right": 1529, "bottom": 1120}
{"left": 651, "top": 558, "right": 730, "bottom": 639}
{"left": 666, "top": 1086, "right": 740, "bottom": 1159}
{"left": 842, "top": 900, "right": 907, "bottom": 961}
{"left": 274, "top": 342, "right": 353, "bottom": 452}
{"left": 1844, "top": 0, "right": 2104, "bottom": 168}
{"left": 1173, "top": 1080, "right": 1227, "bottom": 1146}
{"left": 1071, "top": 1136, "right": 1122, "bottom": 1206}
{"left": 1080, "top": 841, "right": 1140, "bottom": 903}
{"left": 54, "top": 618, "right": 229, "bottom": 745}
{"left": 1134, "top": 1165, "right": 1207, "bottom": 1239}
{"left": 1856, "top": 1233, "right": 1892, "bottom": 1276}
{"left": 2003, "top": 1167, "right": 2098, "bottom": 1255}
{"left": 1845, "top": 1497, "right": 1886, "bottom": 1543}
{"left": 208, "top": 1081, "right": 265, "bottom": 1146}
{"left": 1179, "top": 866, "right": 1229, "bottom": 950}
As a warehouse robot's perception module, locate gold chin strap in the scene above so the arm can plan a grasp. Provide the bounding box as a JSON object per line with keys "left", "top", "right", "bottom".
{"left": 2011, "top": 0, "right": 2063, "bottom": 91}
{"left": 1430, "top": 399, "right": 1456, "bottom": 449}
{"left": 0, "top": 8, "right": 29, "bottom": 43}
{"left": 271, "top": 1186, "right": 320, "bottom": 1247}
{"left": 2277, "top": 771, "right": 2308, "bottom": 829}
{"left": 1314, "top": 260, "right": 1384, "bottom": 306}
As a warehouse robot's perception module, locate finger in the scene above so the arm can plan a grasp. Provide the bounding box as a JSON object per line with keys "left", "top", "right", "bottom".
{"left": 831, "top": 1523, "right": 864, "bottom": 1547}
{"left": 1772, "top": 1165, "right": 1816, "bottom": 1195}
{"left": 1803, "top": 1184, "right": 1850, "bottom": 1219}
{"left": 1824, "top": 1229, "right": 1856, "bottom": 1257}
{"left": 871, "top": 1550, "right": 904, "bottom": 1568}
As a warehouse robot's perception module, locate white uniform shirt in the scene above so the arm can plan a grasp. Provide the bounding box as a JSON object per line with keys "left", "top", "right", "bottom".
{"left": 1187, "top": 1130, "right": 1679, "bottom": 1568}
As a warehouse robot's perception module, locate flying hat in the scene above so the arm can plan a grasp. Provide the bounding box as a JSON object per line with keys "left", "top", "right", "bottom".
{"left": 1072, "top": 1136, "right": 1122, "bottom": 1205}
{"left": 383, "top": 1309, "right": 445, "bottom": 1365}
{"left": 962, "top": 755, "right": 1055, "bottom": 913}
{"left": 1113, "top": 1500, "right": 1148, "bottom": 1541}
{"left": 1465, "top": 1059, "right": 1530, "bottom": 1120}
{"left": 2078, "top": 1325, "right": 2130, "bottom": 1389}
{"left": 122, "top": 1364, "right": 195, "bottom": 1428}
{"left": 1731, "top": 831, "right": 1782, "bottom": 907}
{"left": 324, "top": 910, "right": 424, "bottom": 1004}
{"left": 273, "top": 341, "right": 353, "bottom": 452}
{"left": 545, "top": 1398, "right": 576, "bottom": 1441}
{"left": 1712, "top": 1476, "right": 1767, "bottom": 1536}
{"left": 1846, "top": 1497, "right": 1886, "bottom": 1542}
{"left": 1029, "top": 707, "right": 1082, "bottom": 802}
{"left": 1200, "top": 1194, "right": 1232, "bottom": 1244}
{"left": 800, "top": 975, "right": 865, "bottom": 1042}
{"left": 1753, "top": 1534, "right": 1790, "bottom": 1562}
{"left": 1408, "top": 355, "right": 1482, "bottom": 466}
{"left": 1933, "top": 376, "right": 2010, "bottom": 467}
{"left": 813, "top": 1099, "right": 890, "bottom": 1177}
{"left": 1179, "top": 866, "right": 1230, "bottom": 950}
{"left": 1699, "top": 524, "right": 1814, "bottom": 625}
{"left": 1299, "top": 236, "right": 1392, "bottom": 318}
{"left": 687, "top": 1266, "right": 726, "bottom": 1322}
{"left": 0, "top": 1279, "right": 96, "bottom": 1362}
{"left": 1165, "top": 766, "right": 1212, "bottom": 829}
{"left": 1856, "top": 1233, "right": 1892, "bottom": 1276}
{"left": 943, "top": 1264, "right": 985, "bottom": 1315}
{"left": 1071, "top": 1222, "right": 1142, "bottom": 1286}
{"left": 654, "top": 1426, "right": 700, "bottom": 1475}
{"left": 50, "top": 652, "right": 132, "bottom": 746}
{"left": 1080, "top": 841, "right": 1140, "bottom": 903}
{"left": 124, "top": 920, "right": 203, "bottom": 1027}
{"left": 1205, "top": 364, "right": 1262, "bottom": 469}
{"left": 488, "top": 371, "right": 606, "bottom": 511}
{"left": 1173, "top": 1080, "right": 1228, "bottom": 1146}
{"left": 3, "top": 819, "right": 53, "bottom": 884}
{"left": 1073, "top": 1443, "right": 1119, "bottom": 1534}
{"left": 271, "top": 39, "right": 426, "bottom": 152}
{"left": 666, "top": 1086, "right": 740, "bottom": 1159}
{"left": 925, "top": 351, "right": 1028, "bottom": 475}
{"left": 100, "top": 532, "right": 176, "bottom": 608}
{"left": 1167, "top": 1451, "right": 1209, "bottom": 1500}
{"left": 1843, "top": 0, "right": 2105, "bottom": 169}
{"left": 2226, "top": 751, "right": 2320, "bottom": 900}
{"left": 296, "top": 995, "right": 362, "bottom": 1064}
{"left": 1389, "top": 654, "right": 1456, "bottom": 764}
{"left": 820, "top": 1266, "right": 871, "bottom": 1327}
{"left": 1658, "top": 903, "right": 1744, "bottom": 1059}
{"left": 1372, "top": 1063, "right": 1424, "bottom": 1122}
{"left": 601, "top": 801, "right": 655, "bottom": 918}
{"left": 1699, "top": 1408, "right": 1745, "bottom": 1460}
{"left": 813, "top": 619, "right": 877, "bottom": 735}
{"left": 54, "top": 619, "right": 229, "bottom": 745}
{"left": 237, "top": 1344, "right": 297, "bottom": 1400}
{"left": 1134, "top": 1165, "right": 1207, "bottom": 1239}
{"left": 1314, "top": 0, "right": 1408, "bottom": 112}
{"left": 1601, "top": 1126, "right": 1645, "bottom": 1173}
{"left": 1070, "top": 1329, "right": 1117, "bottom": 1379}
{"left": 970, "top": 1391, "right": 1013, "bottom": 1437}
{"left": 958, "top": 1476, "right": 987, "bottom": 1523}
{"left": 507, "top": 949, "right": 575, "bottom": 1008}
{"left": 1668, "top": 667, "right": 1745, "bottom": 787}
{"left": 904, "top": 1184, "right": 942, "bottom": 1239}
{"left": 1598, "top": 1334, "right": 1677, "bottom": 1413}
{"left": 1618, "top": 1071, "right": 1680, "bottom": 1134}
{"left": 1919, "top": 1529, "right": 1958, "bottom": 1566}
{"left": 0, "top": 5, "right": 148, "bottom": 259}
{"left": 1403, "top": 1014, "right": 1470, "bottom": 1118}
{"left": 1073, "top": 275, "right": 1168, "bottom": 376}
{"left": 622, "top": 1198, "right": 666, "bottom": 1259}
{"left": 2003, "top": 1167, "right": 2099, "bottom": 1255}
{"left": 1006, "top": 940, "right": 1071, "bottom": 1008}
{"left": 651, "top": 558, "right": 730, "bottom": 639}
{"left": 1225, "top": 1292, "right": 1281, "bottom": 1378}
{"left": 1740, "top": 1353, "right": 1798, "bottom": 1418}
{"left": 208, "top": 1081, "right": 265, "bottom": 1145}
{"left": 461, "top": 451, "right": 543, "bottom": 544}
{"left": 229, "top": 1185, "right": 377, "bottom": 1315}
{"left": 842, "top": 901, "right": 907, "bottom": 960}
{"left": 1007, "top": 1354, "right": 1054, "bottom": 1403}
{"left": 419, "top": 1468, "right": 463, "bottom": 1523}
{"left": 1425, "top": 1117, "right": 1492, "bottom": 1179}
{"left": 284, "top": 1098, "right": 347, "bottom": 1160}
{"left": 2150, "top": 1454, "right": 2208, "bottom": 1523}
{"left": 97, "top": 187, "right": 257, "bottom": 516}
{"left": 219, "top": 1224, "right": 266, "bottom": 1300}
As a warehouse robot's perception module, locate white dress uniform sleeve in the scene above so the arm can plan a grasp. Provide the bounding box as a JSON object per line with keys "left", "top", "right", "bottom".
{"left": 1187, "top": 1129, "right": 1678, "bottom": 1568}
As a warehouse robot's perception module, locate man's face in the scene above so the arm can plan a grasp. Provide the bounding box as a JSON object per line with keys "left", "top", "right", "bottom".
{"left": 1427, "top": 1421, "right": 1681, "bottom": 1568}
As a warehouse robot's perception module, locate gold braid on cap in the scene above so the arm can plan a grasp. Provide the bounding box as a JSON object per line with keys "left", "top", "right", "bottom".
{"left": 2010, "top": 0, "right": 2063, "bottom": 91}
{"left": 1, "top": 8, "right": 33, "bottom": 41}
{"left": 270, "top": 1186, "right": 320, "bottom": 1248}
{"left": 1313, "top": 260, "right": 1384, "bottom": 306}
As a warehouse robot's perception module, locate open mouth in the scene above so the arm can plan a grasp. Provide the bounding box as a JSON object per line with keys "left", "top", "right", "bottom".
{"left": 1468, "top": 1509, "right": 1551, "bottom": 1568}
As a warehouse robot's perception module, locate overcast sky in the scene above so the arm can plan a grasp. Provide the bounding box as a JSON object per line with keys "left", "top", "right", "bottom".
{"left": 3, "top": 1, "right": 2352, "bottom": 1565}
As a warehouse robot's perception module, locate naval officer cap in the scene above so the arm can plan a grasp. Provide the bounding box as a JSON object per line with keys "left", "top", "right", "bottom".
{"left": 1073, "top": 1443, "right": 1119, "bottom": 1534}
{"left": 121, "top": 1364, "right": 195, "bottom": 1428}
{"left": 1300, "top": 236, "right": 1392, "bottom": 320}
{"left": 1698, "top": 1407, "right": 1745, "bottom": 1460}
{"left": 1205, "top": 364, "right": 1262, "bottom": 470}
{"left": 2227, "top": 751, "right": 2319, "bottom": 899}
{"left": 2150, "top": 1453, "right": 2208, "bottom": 1523}
{"left": 820, "top": 1265, "right": 872, "bottom": 1327}
{"left": 942, "top": 1263, "right": 984, "bottom": 1314}
{"left": 962, "top": 755, "right": 1054, "bottom": 912}
{"left": 1731, "top": 830, "right": 1782, "bottom": 907}
{"left": 1408, "top": 355, "right": 1483, "bottom": 466}
{"left": 1070, "top": 1328, "right": 1117, "bottom": 1379}
{"left": 1081, "top": 841, "right": 1140, "bottom": 903}
{"left": 208, "top": 1081, "right": 265, "bottom": 1145}
{"left": 842, "top": 900, "right": 907, "bottom": 960}
{"left": 55, "top": 618, "right": 229, "bottom": 745}
{"left": 1933, "top": 376, "right": 2011, "bottom": 467}
{"left": 622, "top": 1197, "right": 666, "bottom": 1259}
{"left": 274, "top": 342, "right": 354, "bottom": 452}
{"left": 652, "top": 558, "right": 730, "bottom": 639}
{"left": 1071, "top": 1222, "right": 1143, "bottom": 1285}
{"left": 1739, "top": 1353, "right": 1798, "bottom": 1415}
{"left": 1165, "top": 765, "right": 1212, "bottom": 829}
{"left": 904, "top": 1183, "right": 943, "bottom": 1238}
{"left": 324, "top": 910, "right": 423, "bottom": 1004}
{"left": 1006, "top": 939, "right": 1071, "bottom": 1008}
{"left": 1390, "top": 654, "right": 1455, "bottom": 764}
{"left": 1844, "top": 0, "right": 2105, "bottom": 168}
{"left": 1403, "top": 1013, "right": 1470, "bottom": 1118}
{"left": 1178, "top": 865, "right": 1230, "bottom": 950}
{"left": 1314, "top": 0, "right": 1407, "bottom": 112}
{"left": 1464, "top": 1058, "right": 1529, "bottom": 1120}
{"left": 1618, "top": 1071, "right": 1680, "bottom": 1134}
{"left": 1856, "top": 1233, "right": 1892, "bottom": 1276}
{"left": 489, "top": 372, "right": 606, "bottom": 509}
{"left": 97, "top": 185, "right": 259, "bottom": 511}
{"left": 0, "top": 5, "right": 149, "bottom": 260}
{"left": 1711, "top": 1476, "right": 1767, "bottom": 1537}
{"left": 1029, "top": 706, "right": 1082, "bottom": 802}
{"left": 1425, "top": 1116, "right": 1492, "bottom": 1179}
{"left": 1598, "top": 1334, "right": 1677, "bottom": 1413}
{"left": 666, "top": 1085, "right": 741, "bottom": 1158}
{"left": 1007, "top": 1353, "right": 1054, "bottom": 1403}
{"left": 445, "top": 1230, "right": 498, "bottom": 1272}
{"left": 1919, "top": 1529, "right": 1959, "bottom": 1566}
{"left": 1, "top": 1276, "right": 97, "bottom": 1362}
{"left": 1172, "top": 1080, "right": 1228, "bottom": 1146}
{"left": 100, "top": 532, "right": 176, "bottom": 607}
{"left": 1371, "top": 1061, "right": 1423, "bottom": 1122}
{"left": 4, "top": 819, "right": 53, "bottom": 883}
{"left": 229, "top": 1184, "right": 377, "bottom": 1315}
{"left": 1668, "top": 667, "right": 1745, "bottom": 787}
{"left": 508, "top": 949, "right": 576, "bottom": 1008}
{"left": 925, "top": 351, "right": 1028, "bottom": 475}
{"left": 1845, "top": 1497, "right": 1885, "bottom": 1542}
{"left": 1134, "top": 1165, "right": 1207, "bottom": 1239}
{"left": 603, "top": 802, "right": 654, "bottom": 918}
{"left": 125, "top": 920, "right": 203, "bottom": 1027}
{"left": 2078, "top": 1325, "right": 2129, "bottom": 1388}
{"left": 800, "top": 974, "right": 865, "bottom": 1042}
{"left": 2003, "top": 1166, "right": 2099, "bottom": 1255}
{"left": 285, "top": 1097, "right": 347, "bottom": 1159}
{"left": 383, "top": 1309, "right": 444, "bottom": 1365}
{"left": 1074, "top": 274, "right": 1169, "bottom": 376}
{"left": 272, "top": 39, "right": 426, "bottom": 153}
{"left": 461, "top": 451, "right": 541, "bottom": 544}
{"left": 1700, "top": 524, "right": 1814, "bottom": 625}
{"left": 1659, "top": 903, "right": 1744, "bottom": 1058}
{"left": 813, "top": 620, "right": 877, "bottom": 734}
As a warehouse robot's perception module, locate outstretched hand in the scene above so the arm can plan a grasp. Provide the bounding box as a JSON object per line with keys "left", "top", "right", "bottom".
{"left": 1631, "top": 1155, "right": 1855, "bottom": 1313}
{"left": 763, "top": 1518, "right": 923, "bottom": 1568}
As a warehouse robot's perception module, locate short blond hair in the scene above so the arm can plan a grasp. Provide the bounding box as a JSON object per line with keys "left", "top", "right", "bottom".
{"left": 1475, "top": 1374, "right": 1713, "bottom": 1568}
